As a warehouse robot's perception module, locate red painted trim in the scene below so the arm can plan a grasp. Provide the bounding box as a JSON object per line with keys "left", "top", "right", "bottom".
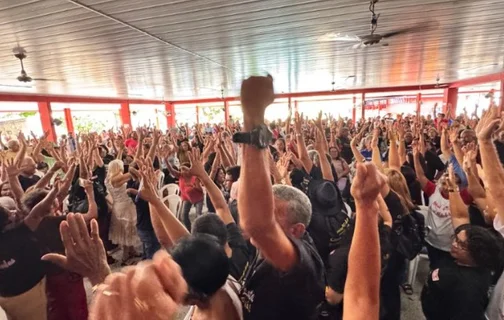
{"left": 168, "top": 84, "right": 445, "bottom": 105}
{"left": 38, "top": 102, "right": 56, "bottom": 142}
{"left": 63, "top": 108, "right": 74, "bottom": 134}
{"left": 119, "top": 102, "right": 132, "bottom": 127}
{"left": 449, "top": 72, "right": 504, "bottom": 88}
{"left": 0, "top": 93, "right": 163, "bottom": 104}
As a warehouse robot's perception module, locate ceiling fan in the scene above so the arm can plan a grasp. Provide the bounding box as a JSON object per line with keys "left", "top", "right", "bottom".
{"left": 319, "top": 0, "right": 436, "bottom": 49}
{"left": 0, "top": 46, "right": 63, "bottom": 88}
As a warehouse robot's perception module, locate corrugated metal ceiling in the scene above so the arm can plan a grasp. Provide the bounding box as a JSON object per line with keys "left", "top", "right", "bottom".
{"left": 0, "top": 0, "right": 502, "bottom": 100}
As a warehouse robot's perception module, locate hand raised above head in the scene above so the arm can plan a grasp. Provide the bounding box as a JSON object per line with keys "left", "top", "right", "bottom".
{"left": 240, "top": 75, "right": 275, "bottom": 125}
{"left": 351, "top": 162, "right": 387, "bottom": 207}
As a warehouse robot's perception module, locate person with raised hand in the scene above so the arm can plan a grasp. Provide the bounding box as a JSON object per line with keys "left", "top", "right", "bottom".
{"left": 421, "top": 164, "right": 504, "bottom": 320}
{"left": 343, "top": 162, "right": 387, "bottom": 320}
{"left": 237, "top": 75, "right": 325, "bottom": 320}
{"left": 185, "top": 149, "right": 251, "bottom": 280}
{"left": 0, "top": 181, "right": 60, "bottom": 320}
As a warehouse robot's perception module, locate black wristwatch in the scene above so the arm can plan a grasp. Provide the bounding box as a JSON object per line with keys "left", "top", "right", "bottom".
{"left": 232, "top": 124, "right": 272, "bottom": 149}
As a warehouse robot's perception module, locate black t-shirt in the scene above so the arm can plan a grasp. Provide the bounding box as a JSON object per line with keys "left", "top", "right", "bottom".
{"left": 0, "top": 224, "right": 46, "bottom": 297}
{"left": 423, "top": 150, "right": 445, "bottom": 181}
{"left": 18, "top": 174, "right": 41, "bottom": 191}
{"left": 127, "top": 180, "right": 154, "bottom": 231}
{"left": 337, "top": 136, "right": 353, "bottom": 164}
{"left": 227, "top": 222, "right": 252, "bottom": 281}
{"left": 34, "top": 215, "right": 67, "bottom": 275}
{"left": 383, "top": 190, "right": 404, "bottom": 221}
{"left": 421, "top": 264, "right": 491, "bottom": 320}
{"left": 239, "top": 234, "right": 325, "bottom": 320}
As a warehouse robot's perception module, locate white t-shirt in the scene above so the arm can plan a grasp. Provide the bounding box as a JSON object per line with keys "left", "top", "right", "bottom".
{"left": 425, "top": 186, "right": 453, "bottom": 252}
{"left": 184, "top": 277, "right": 243, "bottom": 320}
{"left": 486, "top": 216, "right": 504, "bottom": 320}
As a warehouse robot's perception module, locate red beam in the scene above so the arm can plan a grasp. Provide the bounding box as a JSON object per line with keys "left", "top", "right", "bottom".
{"left": 449, "top": 72, "right": 504, "bottom": 88}
{"left": 119, "top": 102, "right": 132, "bottom": 127}
{"left": 63, "top": 108, "right": 74, "bottom": 134}
{"left": 38, "top": 102, "right": 56, "bottom": 142}
{"left": 0, "top": 93, "right": 163, "bottom": 104}
{"left": 168, "top": 84, "right": 445, "bottom": 105}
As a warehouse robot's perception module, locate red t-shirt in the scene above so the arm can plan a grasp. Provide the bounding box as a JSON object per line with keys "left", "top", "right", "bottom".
{"left": 124, "top": 138, "right": 138, "bottom": 149}
{"left": 179, "top": 176, "right": 204, "bottom": 204}
{"left": 423, "top": 180, "right": 473, "bottom": 205}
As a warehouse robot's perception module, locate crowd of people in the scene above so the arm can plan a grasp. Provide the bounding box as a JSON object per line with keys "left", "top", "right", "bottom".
{"left": 1, "top": 75, "right": 504, "bottom": 320}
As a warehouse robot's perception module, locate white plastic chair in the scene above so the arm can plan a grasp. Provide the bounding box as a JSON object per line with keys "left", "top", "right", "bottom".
{"left": 156, "top": 171, "right": 165, "bottom": 190}
{"left": 159, "top": 183, "right": 180, "bottom": 197}
{"left": 163, "top": 194, "right": 182, "bottom": 219}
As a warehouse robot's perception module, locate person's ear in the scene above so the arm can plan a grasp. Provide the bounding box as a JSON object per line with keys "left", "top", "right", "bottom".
{"left": 290, "top": 223, "right": 306, "bottom": 239}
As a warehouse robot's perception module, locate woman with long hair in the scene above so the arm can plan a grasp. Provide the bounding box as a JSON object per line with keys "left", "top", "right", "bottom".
{"left": 329, "top": 146, "right": 350, "bottom": 193}
{"left": 105, "top": 159, "right": 140, "bottom": 265}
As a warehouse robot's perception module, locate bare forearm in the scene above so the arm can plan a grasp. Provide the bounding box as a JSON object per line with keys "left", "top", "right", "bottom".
{"left": 150, "top": 199, "right": 190, "bottom": 243}
{"left": 351, "top": 144, "right": 365, "bottom": 163}
{"left": 200, "top": 175, "right": 235, "bottom": 224}
{"left": 14, "top": 143, "right": 27, "bottom": 167}
{"left": 479, "top": 140, "right": 504, "bottom": 218}
{"left": 34, "top": 168, "right": 58, "bottom": 189}
{"left": 371, "top": 146, "right": 383, "bottom": 172}
{"left": 238, "top": 145, "right": 275, "bottom": 234}
{"left": 7, "top": 175, "right": 24, "bottom": 206}
{"left": 317, "top": 149, "right": 334, "bottom": 181}
{"left": 82, "top": 191, "right": 98, "bottom": 221}
{"left": 296, "top": 134, "right": 313, "bottom": 173}
{"left": 344, "top": 203, "right": 380, "bottom": 320}
{"left": 149, "top": 204, "right": 174, "bottom": 248}
{"left": 219, "top": 145, "right": 233, "bottom": 168}
{"left": 388, "top": 140, "right": 400, "bottom": 170}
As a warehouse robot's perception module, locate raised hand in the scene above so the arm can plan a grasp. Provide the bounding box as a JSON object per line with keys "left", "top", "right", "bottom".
{"left": 186, "top": 149, "right": 206, "bottom": 178}
{"left": 241, "top": 75, "right": 275, "bottom": 128}
{"left": 476, "top": 108, "right": 502, "bottom": 141}
{"left": 294, "top": 112, "right": 303, "bottom": 133}
{"left": 89, "top": 250, "right": 186, "bottom": 320}
{"left": 351, "top": 162, "right": 387, "bottom": 207}
{"left": 277, "top": 153, "right": 292, "bottom": 179}
{"left": 42, "top": 213, "right": 110, "bottom": 286}
{"left": 138, "top": 166, "right": 160, "bottom": 203}
{"left": 4, "top": 158, "right": 21, "bottom": 177}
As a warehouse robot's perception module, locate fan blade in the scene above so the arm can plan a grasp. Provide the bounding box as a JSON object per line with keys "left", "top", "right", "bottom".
{"left": 33, "top": 78, "right": 64, "bottom": 82}
{"left": 381, "top": 21, "right": 437, "bottom": 38}
{"left": 318, "top": 33, "right": 361, "bottom": 42}
{"left": 0, "top": 84, "right": 33, "bottom": 88}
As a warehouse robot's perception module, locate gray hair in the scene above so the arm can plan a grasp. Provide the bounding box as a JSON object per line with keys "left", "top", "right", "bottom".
{"left": 272, "top": 185, "right": 312, "bottom": 226}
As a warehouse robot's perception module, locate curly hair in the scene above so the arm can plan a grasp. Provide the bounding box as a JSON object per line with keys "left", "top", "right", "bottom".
{"left": 463, "top": 225, "right": 504, "bottom": 272}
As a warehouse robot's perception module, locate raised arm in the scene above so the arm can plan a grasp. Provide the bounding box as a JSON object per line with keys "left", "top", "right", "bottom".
{"left": 5, "top": 158, "right": 25, "bottom": 207}
{"left": 188, "top": 150, "right": 235, "bottom": 225}
{"left": 34, "top": 161, "right": 64, "bottom": 190}
{"left": 24, "top": 182, "right": 60, "bottom": 231}
{"left": 14, "top": 132, "right": 27, "bottom": 167}
{"left": 314, "top": 127, "right": 334, "bottom": 181}
{"left": 388, "top": 126, "right": 401, "bottom": 171}
{"left": 447, "top": 164, "right": 469, "bottom": 229}
{"left": 440, "top": 128, "right": 452, "bottom": 160}
{"left": 147, "top": 130, "right": 161, "bottom": 161}
{"left": 79, "top": 179, "right": 98, "bottom": 222}
{"left": 476, "top": 109, "right": 504, "bottom": 221}
{"left": 448, "top": 127, "right": 464, "bottom": 166}
{"left": 239, "top": 76, "right": 298, "bottom": 272}
{"left": 58, "top": 162, "right": 77, "bottom": 203}
{"left": 371, "top": 128, "right": 384, "bottom": 172}
{"left": 344, "top": 163, "right": 386, "bottom": 320}
{"left": 294, "top": 112, "right": 313, "bottom": 174}
{"left": 350, "top": 134, "right": 365, "bottom": 163}
{"left": 412, "top": 143, "right": 430, "bottom": 189}
{"left": 138, "top": 166, "right": 189, "bottom": 245}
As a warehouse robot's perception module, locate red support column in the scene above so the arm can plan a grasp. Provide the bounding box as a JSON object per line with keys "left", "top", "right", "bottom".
{"left": 164, "top": 102, "right": 176, "bottom": 128}
{"left": 224, "top": 100, "right": 229, "bottom": 127}
{"left": 500, "top": 79, "right": 504, "bottom": 114}
{"left": 361, "top": 92, "right": 366, "bottom": 120}
{"left": 196, "top": 106, "right": 200, "bottom": 125}
{"left": 443, "top": 88, "right": 458, "bottom": 118}
{"left": 352, "top": 96, "right": 357, "bottom": 125}
{"left": 119, "top": 102, "right": 132, "bottom": 127}
{"left": 416, "top": 93, "right": 422, "bottom": 117}
{"left": 63, "top": 108, "right": 74, "bottom": 134}
{"left": 37, "top": 101, "right": 56, "bottom": 142}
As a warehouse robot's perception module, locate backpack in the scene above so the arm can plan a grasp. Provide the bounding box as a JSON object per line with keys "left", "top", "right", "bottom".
{"left": 393, "top": 210, "right": 425, "bottom": 260}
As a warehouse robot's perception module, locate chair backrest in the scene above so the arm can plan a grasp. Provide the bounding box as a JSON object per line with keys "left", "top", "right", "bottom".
{"left": 166, "top": 183, "right": 180, "bottom": 196}
{"left": 156, "top": 171, "right": 165, "bottom": 190}
{"left": 164, "top": 194, "right": 182, "bottom": 217}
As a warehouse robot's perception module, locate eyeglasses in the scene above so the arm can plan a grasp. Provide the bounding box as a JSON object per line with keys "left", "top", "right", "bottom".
{"left": 451, "top": 234, "right": 468, "bottom": 250}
